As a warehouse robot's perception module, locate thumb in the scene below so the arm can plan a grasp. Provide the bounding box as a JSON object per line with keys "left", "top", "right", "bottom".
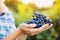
{"left": 28, "top": 24, "right": 36, "bottom": 28}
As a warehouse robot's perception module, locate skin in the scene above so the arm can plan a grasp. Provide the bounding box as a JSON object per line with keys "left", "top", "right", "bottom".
{"left": 0, "top": 0, "right": 6, "bottom": 13}
{"left": 0, "top": 0, "right": 53, "bottom": 40}
{"left": 5, "top": 23, "right": 53, "bottom": 40}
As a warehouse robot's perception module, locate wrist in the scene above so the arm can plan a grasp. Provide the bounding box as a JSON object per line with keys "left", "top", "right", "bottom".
{"left": 18, "top": 27, "right": 27, "bottom": 35}
{"left": 17, "top": 28, "right": 27, "bottom": 40}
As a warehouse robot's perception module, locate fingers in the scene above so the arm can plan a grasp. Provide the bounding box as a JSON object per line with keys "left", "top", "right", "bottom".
{"left": 20, "top": 23, "right": 36, "bottom": 28}
{"left": 25, "top": 24, "right": 53, "bottom": 36}
{"left": 19, "top": 23, "right": 36, "bottom": 34}
{"left": 24, "top": 29, "right": 39, "bottom": 36}
{"left": 29, "top": 24, "right": 36, "bottom": 28}
{"left": 19, "top": 23, "right": 53, "bottom": 36}
{"left": 38, "top": 24, "right": 53, "bottom": 32}
{"left": 48, "top": 24, "right": 53, "bottom": 27}
{"left": 20, "top": 23, "right": 28, "bottom": 27}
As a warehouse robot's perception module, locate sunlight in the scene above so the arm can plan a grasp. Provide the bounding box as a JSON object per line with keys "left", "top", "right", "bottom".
{"left": 19, "top": 0, "right": 55, "bottom": 8}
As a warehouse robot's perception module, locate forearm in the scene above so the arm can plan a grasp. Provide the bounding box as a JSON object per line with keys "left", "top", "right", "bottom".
{"left": 4, "top": 28, "right": 22, "bottom": 40}
{"left": 17, "top": 34, "right": 27, "bottom": 40}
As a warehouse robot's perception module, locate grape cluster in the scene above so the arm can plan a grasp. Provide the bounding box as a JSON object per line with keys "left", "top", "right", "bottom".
{"left": 27, "top": 11, "right": 53, "bottom": 28}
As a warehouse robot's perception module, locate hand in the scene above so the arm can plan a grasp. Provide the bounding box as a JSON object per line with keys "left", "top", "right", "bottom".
{"left": 19, "top": 23, "right": 53, "bottom": 36}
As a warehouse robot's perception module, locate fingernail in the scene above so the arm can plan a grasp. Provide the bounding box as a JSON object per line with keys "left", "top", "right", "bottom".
{"left": 46, "top": 24, "right": 49, "bottom": 26}
{"left": 51, "top": 24, "right": 53, "bottom": 26}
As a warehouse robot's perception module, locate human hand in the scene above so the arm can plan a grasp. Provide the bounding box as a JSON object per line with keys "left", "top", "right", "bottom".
{"left": 19, "top": 23, "right": 53, "bottom": 36}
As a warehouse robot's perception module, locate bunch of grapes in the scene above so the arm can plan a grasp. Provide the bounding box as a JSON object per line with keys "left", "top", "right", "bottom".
{"left": 27, "top": 11, "right": 53, "bottom": 28}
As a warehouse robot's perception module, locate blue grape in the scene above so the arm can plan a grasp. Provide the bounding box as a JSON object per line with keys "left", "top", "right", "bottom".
{"left": 27, "top": 11, "right": 53, "bottom": 28}
{"left": 35, "top": 24, "right": 42, "bottom": 28}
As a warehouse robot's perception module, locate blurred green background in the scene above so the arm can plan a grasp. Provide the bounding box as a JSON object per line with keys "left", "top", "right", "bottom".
{"left": 5, "top": 0, "right": 60, "bottom": 40}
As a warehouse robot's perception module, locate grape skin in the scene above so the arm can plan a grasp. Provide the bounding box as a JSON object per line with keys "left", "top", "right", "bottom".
{"left": 27, "top": 12, "right": 53, "bottom": 28}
